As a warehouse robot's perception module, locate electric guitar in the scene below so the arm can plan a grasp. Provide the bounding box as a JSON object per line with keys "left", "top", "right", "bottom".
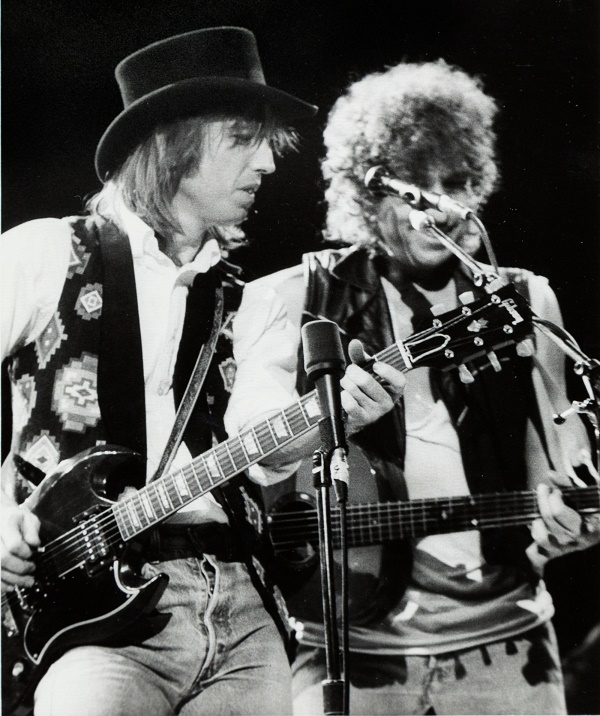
{"left": 267, "top": 481, "right": 600, "bottom": 622}
{"left": 2, "top": 283, "right": 532, "bottom": 715}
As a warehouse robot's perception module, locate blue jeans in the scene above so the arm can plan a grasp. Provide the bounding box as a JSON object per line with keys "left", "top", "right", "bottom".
{"left": 292, "top": 623, "right": 566, "bottom": 715}
{"left": 35, "top": 555, "right": 292, "bottom": 715}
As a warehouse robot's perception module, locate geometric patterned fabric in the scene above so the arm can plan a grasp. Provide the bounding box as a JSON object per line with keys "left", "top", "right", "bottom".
{"left": 8, "top": 217, "right": 109, "bottom": 498}
{"left": 7, "top": 215, "right": 296, "bottom": 657}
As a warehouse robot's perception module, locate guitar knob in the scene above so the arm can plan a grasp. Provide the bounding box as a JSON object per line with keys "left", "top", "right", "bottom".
{"left": 430, "top": 302, "right": 448, "bottom": 316}
{"left": 516, "top": 338, "right": 535, "bottom": 357}
{"left": 487, "top": 350, "right": 502, "bottom": 372}
{"left": 12, "top": 661, "right": 26, "bottom": 678}
{"left": 458, "top": 364, "right": 475, "bottom": 384}
{"left": 458, "top": 291, "right": 476, "bottom": 305}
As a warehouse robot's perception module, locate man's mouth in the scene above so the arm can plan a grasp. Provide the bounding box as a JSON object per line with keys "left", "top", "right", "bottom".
{"left": 239, "top": 184, "right": 260, "bottom": 196}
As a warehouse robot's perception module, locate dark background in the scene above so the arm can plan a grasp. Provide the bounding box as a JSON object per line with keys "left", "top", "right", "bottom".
{"left": 3, "top": 0, "right": 599, "bottom": 704}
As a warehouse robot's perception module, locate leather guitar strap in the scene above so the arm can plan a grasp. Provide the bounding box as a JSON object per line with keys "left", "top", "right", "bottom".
{"left": 149, "top": 285, "right": 224, "bottom": 483}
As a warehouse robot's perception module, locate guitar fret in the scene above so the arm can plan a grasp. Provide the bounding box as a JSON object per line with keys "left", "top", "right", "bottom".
{"left": 156, "top": 482, "right": 173, "bottom": 511}
{"left": 270, "top": 411, "right": 291, "bottom": 441}
{"left": 252, "top": 426, "right": 266, "bottom": 453}
{"left": 140, "top": 491, "right": 156, "bottom": 519}
{"left": 298, "top": 400, "right": 311, "bottom": 427}
{"left": 198, "top": 454, "right": 218, "bottom": 487}
{"left": 262, "top": 424, "right": 281, "bottom": 456}
{"left": 131, "top": 495, "right": 150, "bottom": 530}
{"left": 222, "top": 441, "right": 238, "bottom": 473}
{"left": 183, "top": 462, "right": 200, "bottom": 493}
{"left": 230, "top": 435, "right": 252, "bottom": 466}
{"left": 149, "top": 486, "right": 167, "bottom": 519}
{"left": 280, "top": 411, "right": 293, "bottom": 438}
{"left": 306, "top": 393, "right": 321, "bottom": 421}
{"left": 114, "top": 503, "right": 135, "bottom": 539}
{"left": 122, "top": 499, "right": 141, "bottom": 530}
{"left": 205, "top": 452, "right": 225, "bottom": 480}
{"left": 387, "top": 344, "right": 408, "bottom": 373}
{"left": 173, "top": 469, "right": 191, "bottom": 499}
{"left": 265, "top": 418, "right": 279, "bottom": 446}
{"left": 241, "top": 429, "right": 261, "bottom": 458}
{"left": 165, "top": 474, "right": 184, "bottom": 508}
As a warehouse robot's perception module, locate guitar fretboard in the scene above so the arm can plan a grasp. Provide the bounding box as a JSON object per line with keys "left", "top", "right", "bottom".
{"left": 269, "top": 485, "right": 600, "bottom": 551}
{"left": 110, "top": 343, "right": 416, "bottom": 542}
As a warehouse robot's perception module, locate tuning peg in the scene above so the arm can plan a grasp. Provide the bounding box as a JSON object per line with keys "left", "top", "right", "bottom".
{"left": 516, "top": 338, "right": 535, "bottom": 357}
{"left": 458, "top": 291, "right": 476, "bottom": 305}
{"left": 430, "top": 303, "right": 448, "bottom": 316}
{"left": 458, "top": 364, "right": 475, "bottom": 383}
{"left": 486, "top": 350, "right": 502, "bottom": 372}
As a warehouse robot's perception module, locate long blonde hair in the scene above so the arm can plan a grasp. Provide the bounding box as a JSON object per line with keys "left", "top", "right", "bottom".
{"left": 88, "top": 108, "right": 298, "bottom": 249}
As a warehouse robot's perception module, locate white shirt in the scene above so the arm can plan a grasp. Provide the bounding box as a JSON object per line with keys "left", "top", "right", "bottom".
{"left": 1, "top": 207, "right": 300, "bottom": 523}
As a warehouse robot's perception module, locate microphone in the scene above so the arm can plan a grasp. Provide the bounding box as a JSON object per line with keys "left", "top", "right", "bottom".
{"left": 302, "top": 320, "right": 349, "bottom": 491}
{"left": 364, "top": 166, "right": 473, "bottom": 221}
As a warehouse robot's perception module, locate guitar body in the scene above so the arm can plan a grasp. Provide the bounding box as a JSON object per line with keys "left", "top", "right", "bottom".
{"left": 2, "top": 285, "right": 538, "bottom": 712}
{"left": 265, "top": 448, "right": 408, "bottom": 626}
{"left": 2, "top": 446, "right": 169, "bottom": 716}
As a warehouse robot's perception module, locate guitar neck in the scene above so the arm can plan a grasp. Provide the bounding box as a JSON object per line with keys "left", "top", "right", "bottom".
{"left": 112, "top": 340, "right": 410, "bottom": 541}
{"left": 112, "top": 283, "right": 531, "bottom": 542}
{"left": 270, "top": 486, "right": 600, "bottom": 551}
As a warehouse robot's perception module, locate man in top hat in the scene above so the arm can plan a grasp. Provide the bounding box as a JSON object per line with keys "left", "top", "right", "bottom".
{"left": 1, "top": 27, "right": 404, "bottom": 715}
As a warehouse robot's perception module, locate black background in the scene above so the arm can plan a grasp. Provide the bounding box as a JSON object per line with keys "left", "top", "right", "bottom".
{"left": 2, "top": 0, "right": 599, "bottom": 694}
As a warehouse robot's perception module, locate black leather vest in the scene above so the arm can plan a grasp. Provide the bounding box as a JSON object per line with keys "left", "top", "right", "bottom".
{"left": 299, "top": 246, "right": 541, "bottom": 571}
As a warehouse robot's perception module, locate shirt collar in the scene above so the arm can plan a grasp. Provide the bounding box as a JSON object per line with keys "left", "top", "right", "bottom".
{"left": 114, "top": 199, "right": 222, "bottom": 281}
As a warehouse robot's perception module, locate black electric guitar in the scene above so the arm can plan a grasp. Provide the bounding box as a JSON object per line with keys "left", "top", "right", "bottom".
{"left": 2, "top": 283, "right": 532, "bottom": 716}
{"left": 267, "top": 481, "right": 600, "bottom": 622}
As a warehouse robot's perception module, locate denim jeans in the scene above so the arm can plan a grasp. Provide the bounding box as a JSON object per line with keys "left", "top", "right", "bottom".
{"left": 35, "top": 554, "right": 292, "bottom": 715}
{"left": 292, "top": 623, "right": 566, "bottom": 715}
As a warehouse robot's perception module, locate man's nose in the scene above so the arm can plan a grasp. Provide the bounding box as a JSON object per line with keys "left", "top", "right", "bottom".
{"left": 252, "top": 139, "right": 276, "bottom": 174}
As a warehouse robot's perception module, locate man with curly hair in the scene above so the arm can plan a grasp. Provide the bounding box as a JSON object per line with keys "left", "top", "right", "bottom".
{"left": 257, "top": 60, "right": 599, "bottom": 714}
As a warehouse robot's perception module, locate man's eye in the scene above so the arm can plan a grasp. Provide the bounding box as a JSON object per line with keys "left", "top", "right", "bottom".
{"left": 231, "top": 132, "right": 257, "bottom": 146}
{"left": 443, "top": 177, "right": 470, "bottom": 193}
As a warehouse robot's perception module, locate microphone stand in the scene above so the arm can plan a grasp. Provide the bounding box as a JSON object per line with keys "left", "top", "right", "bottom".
{"left": 302, "top": 320, "right": 350, "bottom": 715}
{"left": 312, "top": 447, "right": 349, "bottom": 716}
{"left": 534, "top": 318, "right": 600, "bottom": 468}
{"left": 408, "top": 209, "right": 503, "bottom": 291}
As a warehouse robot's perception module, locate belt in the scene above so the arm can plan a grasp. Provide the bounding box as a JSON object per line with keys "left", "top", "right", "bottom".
{"left": 147, "top": 524, "right": 244, "bottom": 563}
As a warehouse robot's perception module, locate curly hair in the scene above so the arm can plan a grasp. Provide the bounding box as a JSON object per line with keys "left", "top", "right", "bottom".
{"left": 322, "top": 60, "right": 499, "bottom": 246}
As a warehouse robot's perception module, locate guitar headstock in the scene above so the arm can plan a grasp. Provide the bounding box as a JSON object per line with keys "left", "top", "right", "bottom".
{"left": 400, "top": 283, "right": 534, "bottom": 376}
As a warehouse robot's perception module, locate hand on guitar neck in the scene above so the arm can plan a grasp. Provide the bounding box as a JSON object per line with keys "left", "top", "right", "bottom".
{"left": 261, "top": 338, "right": 405, "bottom": 469}
{"left": 527, "top": 483, "right": 600, "bottom": 573}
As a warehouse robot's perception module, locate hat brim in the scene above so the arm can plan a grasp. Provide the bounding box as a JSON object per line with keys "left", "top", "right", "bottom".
{"left": 95, "top": 76, "right": 318, "bottom": 180}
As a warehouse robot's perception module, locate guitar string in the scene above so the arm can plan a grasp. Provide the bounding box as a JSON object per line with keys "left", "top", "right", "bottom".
{"left": 29, "top": 406, "right": 320, "bottom": 576}
{"left": 21, "top": 298, "right": 526, "bottom": 578}
{"left": 270, "top": 505, "right": 600, "bottom": 550}
{"left": 268, "top": 487, "right": 600, "bottom": 530}
{"left": 268, "top": 488, "right": 600, "bottom": 549}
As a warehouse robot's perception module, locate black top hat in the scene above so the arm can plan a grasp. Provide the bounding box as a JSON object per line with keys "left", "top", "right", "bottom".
{"left": 95, "top": 26, "right": 318, "bottom": 180}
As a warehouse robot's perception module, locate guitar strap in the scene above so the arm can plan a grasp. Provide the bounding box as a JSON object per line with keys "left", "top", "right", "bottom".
{"left": 150, "top": 280, "right": 224, "bottom": 483}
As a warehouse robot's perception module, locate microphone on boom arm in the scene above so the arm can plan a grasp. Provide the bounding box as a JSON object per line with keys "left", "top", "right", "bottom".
{"left": 364, "top": 166, "right": 473, "bottom": 221}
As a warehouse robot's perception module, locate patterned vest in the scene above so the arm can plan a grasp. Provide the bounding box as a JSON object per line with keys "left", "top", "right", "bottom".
{"left": 7, "top": 215, "right": 295, "bottom": 655}
{"left": 8, "top": 216, "right": 135, "bottom": 500}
